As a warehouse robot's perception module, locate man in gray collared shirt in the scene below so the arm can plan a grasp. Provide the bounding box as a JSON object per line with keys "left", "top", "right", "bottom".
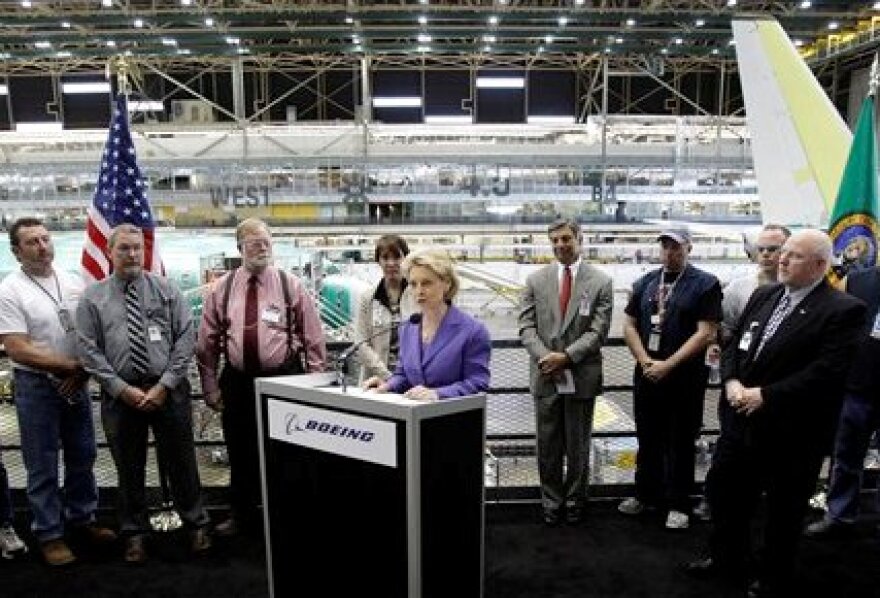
{"left": 76, "top": 224, "right": 210, "bottom": 563}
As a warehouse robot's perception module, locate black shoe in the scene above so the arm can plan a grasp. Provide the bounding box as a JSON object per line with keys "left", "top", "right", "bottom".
{"left": 804, "top": 518, "right": 852, "bottom": 538}
{"left": 542, "top": 508, "right": 561, "bottom": 527}
{"left": 683, "top": 556, "right": 718, "bottom": 579}
{"left": 566, "top": 505, "right": 583, "bottom": 525}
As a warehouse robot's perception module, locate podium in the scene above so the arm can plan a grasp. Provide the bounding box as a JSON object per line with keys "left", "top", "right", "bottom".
{"left": 255, "top": 373, "right": 486, "bottom": 598}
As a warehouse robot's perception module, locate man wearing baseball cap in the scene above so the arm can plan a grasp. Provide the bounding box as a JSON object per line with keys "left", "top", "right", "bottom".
{"left": 620, "top": 228, "right": 722, "bottom": 530}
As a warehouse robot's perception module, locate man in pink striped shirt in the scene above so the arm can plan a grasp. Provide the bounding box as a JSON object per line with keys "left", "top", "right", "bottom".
{"left": 197, "top": 218, "right": 326, "bottom": 536}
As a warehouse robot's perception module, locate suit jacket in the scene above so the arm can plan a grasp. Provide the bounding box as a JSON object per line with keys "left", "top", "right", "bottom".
{"left": 721, "top": 280, "right": 865, "bottom": 444}
{"left": 354, "top": 281, "right": 415, "bottom": 380}
{"left": 385, "top": 305, "right": 491, "bottom": 399}
{"left": 519, "top": 261, "right": 613, "bottom": 399}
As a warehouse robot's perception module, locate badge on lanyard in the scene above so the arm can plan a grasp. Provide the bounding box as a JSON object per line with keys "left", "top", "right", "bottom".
{"left": 579, "top": 294, "right": 591, "bottom": 316}
{"left": 648, "top": 330, "right": 661, "bottom": 352}
{"left": 148, "top": 326, "right": 162, "bottom": 342}
{"left": 57, "top": 307, "right": 74, "bottom": 334}
{"left": 739, "top": 321, "right": 759, "bottom": 351}
{"left": 262, "top": 306, "right": 282, "bottom": 324}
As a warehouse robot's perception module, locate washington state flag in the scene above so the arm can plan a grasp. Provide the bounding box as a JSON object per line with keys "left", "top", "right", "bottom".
{"left": 828, "top": 94, "right": 880, "bottom": 286}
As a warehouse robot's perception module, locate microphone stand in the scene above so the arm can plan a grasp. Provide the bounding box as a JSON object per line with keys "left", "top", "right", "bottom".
{"left": 336, "top": 315, "right": 419, "bottom": 393}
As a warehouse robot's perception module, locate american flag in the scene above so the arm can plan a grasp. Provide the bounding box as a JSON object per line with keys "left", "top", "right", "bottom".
{"left": 81, "top": 94, "right": 163, "bottom": 283}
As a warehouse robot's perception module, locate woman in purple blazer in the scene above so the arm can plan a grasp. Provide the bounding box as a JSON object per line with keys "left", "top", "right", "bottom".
{"left": 363, "top": 249, "right": 491, "bottom": 400}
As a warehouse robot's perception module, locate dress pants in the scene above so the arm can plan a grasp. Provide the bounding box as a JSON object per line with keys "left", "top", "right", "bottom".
{"left": 707, "top": 421, "right": 824, "bottom": 585}
{"left": 101, "top": 391, "right": 209, "bottom": 535}
{"left": 632, "top": 370, "right": 706, "bottom": 512}
{"left": 534, "top": 394, "right": 595, "bottom": 511}
{"left": 13, "top": 369, "right": 98, "bottom": 543}
{"left": 826, "top": 392, "right": 880, "bottom": 523}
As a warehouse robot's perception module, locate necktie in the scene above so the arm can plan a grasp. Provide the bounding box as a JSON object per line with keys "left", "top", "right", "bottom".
{"left": 243, "top": 274, "right": 260, "bottom": 373}
{"left": 559, "top": 265, "right": 572, "bottom": 317}
{"left": 755, "top": 294, "right": 792, "bottom": 357}
{"left": 125, "top": 281, "right": 150, "bottom": 379}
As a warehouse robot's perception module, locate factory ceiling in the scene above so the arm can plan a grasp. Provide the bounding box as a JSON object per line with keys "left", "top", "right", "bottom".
{"left": 0, "top": 1, "right": 878, "bottom": 71}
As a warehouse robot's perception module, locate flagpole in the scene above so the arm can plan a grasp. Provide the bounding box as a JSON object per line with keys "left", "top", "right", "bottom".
{"left": 870, "top": 53, "right": 879, "bottom": 98}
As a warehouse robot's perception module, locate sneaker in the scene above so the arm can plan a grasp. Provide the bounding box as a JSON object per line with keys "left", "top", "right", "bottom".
{"left": 618, "top": 497, "right": 645, "bottom": 516}
{"left": 804, "top": 518, "right": 852, "bottom": 538}
{"left": 666, "top": 510, "right": 690, "bottom": 529}
{"left": 41, "top": 539, "right": 76, "bottom": 566}
{"left": 0, "top": 524, "right": 27, "bottom": 559}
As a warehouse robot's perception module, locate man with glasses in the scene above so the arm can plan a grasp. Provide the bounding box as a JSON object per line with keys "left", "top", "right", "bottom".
{"left": 690, "top": 229, "right": 864, "bottom": 598}
{"left": 196, "top": 218, "right": 326, "bottom": 537}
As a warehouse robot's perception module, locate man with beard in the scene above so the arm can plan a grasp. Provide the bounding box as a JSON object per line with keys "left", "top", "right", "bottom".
{"left": 197, "top": 218, "right": 326, "bottom": 536}
{"left": 76, "top": 223, "right": 211, "bottom": 563}
{"left": 519, "top": 219, "right": 613, "bottom": 526}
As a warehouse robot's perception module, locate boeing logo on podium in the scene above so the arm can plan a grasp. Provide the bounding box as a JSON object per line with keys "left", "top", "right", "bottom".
{"left": 284, "top": 412, "right": 376, "bottom": 442}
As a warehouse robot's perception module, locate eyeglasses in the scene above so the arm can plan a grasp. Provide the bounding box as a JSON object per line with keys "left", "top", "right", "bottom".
{"left": 756, "top": 245, "right": 781, "bottom": 254}
{"left": 242, "top": 238, "right": 271, "bottom": 249}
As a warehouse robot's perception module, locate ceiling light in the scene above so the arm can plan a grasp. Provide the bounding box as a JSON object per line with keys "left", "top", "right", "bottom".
{"left": 34, "top": 41, "right": 51, "bottom": 49}
{"left": 225, "top": 37, "right": 240, "bottom": 45}
{"left": 537, "top": 45, "right": 544, "bottom": 53}
{"left": 20, "top": 0, "right": 32, "bottom": 7}
{"left": 604, "top": 47, "right": 611, "bottom": 54}
{"left": 345, "top": 16, "right": 353, "bottom": 24}
{"left": 180, "top": 0, "right": 192, "bottom": 5}
{"left": 417, "top": 34, "right": 432, "bottom": 43}
{"left": 419, "top": 0, "right": 429, "bottom": 3}
{"left": 794, "top": 39, "right": 804, "bottom": 47}
{"left": 626, "top": 19, "right": 636, "bottom": 27}
{"left": 575, "top": 0, "right": 585, "bottom": 5}
{"left": 56, "top": 50, "right": 71, "bottom": 58}
{"left": 128, "top": 100, "right": 164, "bottom": 112}
{"left": 62, "top": 81, "right": 111, "bottom": 94}
{"left": 875, "top": 1, "right": 880, "bottom": 9}
{"left": 711, "top": 48, "right": 719, "bottom": 55}
{"left": 674, "top": 38, "right": 683, "bottom": 45}
{"left": 417, "top": 45, "right": 430, "bottom": 52}
{"left": 161, "top": 38, "right": 178, "bottom": 46}
{"left": 545, "top": 35, "right": 554, "bottom": 44}
{"left": 828, "top": 21, "right": 839, "bottom": 30}
{"left": 695, "top": 19, "right": 705, "bottom": 27}
{"left": 0, "top": 85, "right": 7, "bottom": 95}
{"left": 373, "top": 97, "right": 422, "bottom": 108}
{"left": 418, "top": 15, "right": 428, "bottom": 25}
{"left": 661, "top": 48, "right": 669, "bottom": 55}
{"left": 616, "top": 37, "right": 623, "bottom": 44}
{"left": 558, "top": 16, "right": 568, "bottom": 27}
{"left": 133, "top": 18, "right": 143, "bottom": 27}
{"left": 237, "top": 48, "right": 249, "bottom": 55}
{"left": 204, "top": 17, "right": 214, "bottom": 27}
{"left": 101, "top": 0, "right": 112, "bottom": 6}
{"left": 177, "top": 48, "right": 191, "bottom": 55}
{"left": 488, "top": 16, "right": 499, "bottom": 26}
{"left": 728, "top": 39, "right": 736, "bottom": 46}
{"left": 483, "top": 35, "right": 496, "bottom": 43}
{"left": 61, "top": 21, "right": 71, "bottom": 28}
{"left": 799, "top": 0, "right": 811, "bottom": 8}
{"left": 475, "top": 76, "right": 525, "bottom": 89}
{"left": 726, "top": 0, "right": 737, "bottom": 6}
{"left": 354, "top": 44, "right": 363, "bottom": 52}
{"left": 106, "top": 40, "right": 116, "bottom": 47}
{"left": 482, "top": 45, "right": 491, "bottom": 52}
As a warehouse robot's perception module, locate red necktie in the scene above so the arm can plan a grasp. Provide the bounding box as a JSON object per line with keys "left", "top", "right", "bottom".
{"left": 559, "top": 265, "right": 572, "bottom": 317}
{"left": 243, "top": 274, "right": 260, "bottom": 373}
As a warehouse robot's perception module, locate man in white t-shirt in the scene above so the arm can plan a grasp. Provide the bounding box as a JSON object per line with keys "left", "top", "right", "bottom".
{"left": 0, "top": 218, "right": 115, "bottom": 566}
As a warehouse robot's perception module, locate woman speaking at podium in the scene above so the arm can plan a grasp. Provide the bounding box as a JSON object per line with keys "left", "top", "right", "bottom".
{"left": 363, "top": 249, "right": 491, "bottom": 400}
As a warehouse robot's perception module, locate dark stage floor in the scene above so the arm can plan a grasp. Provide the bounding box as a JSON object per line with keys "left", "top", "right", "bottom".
{"left": 2, "top": 501, "right": 879, "bottom": 598}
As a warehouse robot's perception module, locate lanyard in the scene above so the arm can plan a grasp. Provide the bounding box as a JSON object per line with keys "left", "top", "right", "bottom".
{"left": 656, "top": 269, "right": 682, "bottom": 315}
{"left": 25, "top": 271, "right": 63, "bottom": 307}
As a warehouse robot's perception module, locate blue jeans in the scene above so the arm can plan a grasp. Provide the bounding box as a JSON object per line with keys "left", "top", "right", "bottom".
{"left": 13, "top": 369, "right": 98, "bottom": 542}
{"left": 826, "top": 392, "right": 880, "bottom": 524}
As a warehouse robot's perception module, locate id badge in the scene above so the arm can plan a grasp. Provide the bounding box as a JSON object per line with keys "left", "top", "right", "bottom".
{"left": 148, "top": 326, "right": 162, "bottom": 342}
{"left": 872, "top": 311, "right": 880, "bottom": 340}
{"left": 648, "top": 331, "right": 661, "bottom": 352}
{"left": 57, "top": 308, "right": 74, "bottom": 333}
{"left": 261, "top": 307, "right": 281, "bottom": 324}
{"left": 739, "top": 322, "right": 758, "bottom": 351}
{"left": 650, "top": 314, "right": 661, "bottom": 326}
{"left": 579, "top": 296, "right": 591, "bottom": 316}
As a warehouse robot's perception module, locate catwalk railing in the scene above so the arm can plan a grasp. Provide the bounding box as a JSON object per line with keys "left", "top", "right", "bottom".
{"left": 0, "top": 338, "right": 723, "bottom": 504}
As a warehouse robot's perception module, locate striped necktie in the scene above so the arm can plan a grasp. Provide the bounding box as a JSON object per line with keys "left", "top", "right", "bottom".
{"left": 755, "top": 293, "right": 792, "bottom": 357}
{"left": 125, "top": 281, "right": 150, "bottom": 378}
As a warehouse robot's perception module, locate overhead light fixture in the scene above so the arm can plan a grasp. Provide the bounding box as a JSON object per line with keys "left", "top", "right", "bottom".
{"left": 345, "top": 16, "right": 353, "bottom": 24}
{"left": 225, "top": 36, "right": 240, "bottom": 45}
{"left": 476, "top": 76, "right": 525, "bottom": 89}
{"left": 728, "top": 39, "right": 736, "bottom": 46}
{"left": 575, "top": 0, "right": 585, "bottom": 5}
{"left": 794, "top": 39, "right": 804, "bottom": 47}
{"left": 626, "top": 18, "right": 636, "bottom": 27}
{"left": 424, "top": 115, "right": 473, "bottom": 124}
{"left": 0, "top": 85, "right": 8, "bottom": 95}
{"left": 799, "top": 0, "right": 811, "bottom": 8}
{"left": 482, "top": 35, "right": 496, "bottom": 43}
{"left": 181, "top": 0, "right": 192, "bottom": 5}
{"left": 354, "top": 44, "right": 363, "bottom": 52}
{"left": 101, "top": 0, "right": 112, "bottom": 6}
{"left": 177, "top": 48, "right": 191, "bottom": 55}
{"left": 417, "top": 45, "right": 430, "bottom": 52}
{"left": 20, "top": 0, "right": 32, "bottom": 7}
{"left": 537, "top": 45, "right": 544, "bottom": 53}
{"left": 545, "top": 35, "right": 554, "bottom": 44}
{"left": 237, "top": 47, "right": 249, "bottom": 55}
{"left": 604, "top": 47, "right": 611, "bottom": 54}
{"left": 726, "top": 0, "right": 737, "bottom": 6}
{"left": 61, "top": 21, "right": 71, "bottom": 28}
{"left": 373, "top": 97, "right": 423, "bottom": 108}
{"left": 695, "top": 19, "right": 705, "bottom": 27}
{"left": 133, "top": 18, "right": 144, "bottom": 27}
{"left": 419, "top": 0, "right": 429, "bottom": 4}
{"left": 875, "top": 1, "right": 880, "bottom": 10}
{"left": 205, "top": 17, "right": 214, "bottom": 27}
{"left": 16, "top": 122, "right": 63, "bottom": 133}
{"left": 34, "top": 41, "right": 52, "bottom": 49}
{"left": 128, "top": 100, "right": 164, "bottom": 112}
{"left": 482, "top": 45, "right": 491, "bottom": 52}
{"left": 488, "top": 16, "right": 499, "bottom": 26}
{"left": 417, "top": 34, "right": 432, "bottom": 43}
{"left": 56, "top": 51, "right": 71, "bottom": 58}
{"left": 161, "top": 38, "right": 178, "bottom": 46}
{"left": 674, "top": 38, "right": 683, "bottom": 45}
{"left": 661, "top": 48, "right": 669, "bottom": 55}
{"left": 828, "top": 21, "right": 839, "bottom": 30}
{"left": 528, "top": 115, "right": 575, "bottom": 125}
{"left": 558, "top": 16, "right": 569, "bottom": 27}
{"left": 615, "top": 37, "right": 623, "bottom": 44}
{"left": 418, "top": 15, "right": 428, "bottom": 25}
{"left": 62, "top": 81, "right": 112, "bottom": 94}
{"left": 711, "top": 48, "right": 719, "bottom": 55}
{"left": 106, "top": 40, "right": 116, "bottom": 47}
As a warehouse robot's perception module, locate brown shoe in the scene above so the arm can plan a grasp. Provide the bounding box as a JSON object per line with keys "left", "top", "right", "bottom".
{"left": 213, "top": 517, "right": 238, "bottom": 538}
{"left": 78, "top": 524, "right": 118, "bottom": 546}
{"left": 124, "top": 535, "right": 147, "bottom": 564}
{"left": 190, "top": 527, "right": 212, "bottom": 554}
{"left": 41, "top": 539, "right": 76, "bottom": 566}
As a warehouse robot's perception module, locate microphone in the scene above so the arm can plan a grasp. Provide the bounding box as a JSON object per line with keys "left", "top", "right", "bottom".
{"left": 335, "top": 313, "right": 420, "bottom": 392}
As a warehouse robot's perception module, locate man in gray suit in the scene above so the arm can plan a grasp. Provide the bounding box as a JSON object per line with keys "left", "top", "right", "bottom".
{"left": 519, "top": 219, "right": 613, "bottom": 525}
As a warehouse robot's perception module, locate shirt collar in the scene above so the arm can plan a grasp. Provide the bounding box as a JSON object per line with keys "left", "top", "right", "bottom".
{"left": 558, "top": 257, "right": 581, "bottom": 279}
{"left": 785, "top": 277, "right": 823, "bottom": 306}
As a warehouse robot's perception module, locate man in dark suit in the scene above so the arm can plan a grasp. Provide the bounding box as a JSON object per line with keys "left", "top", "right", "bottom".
{"left": 689, "top": 229, "right": 865, "bottom": 597}
{"left": 519, "top": 219, "right": 613, "bottom": 526}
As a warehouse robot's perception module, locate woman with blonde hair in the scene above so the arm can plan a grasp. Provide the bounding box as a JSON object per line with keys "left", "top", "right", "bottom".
{"left": 363, "top": 249, "right": 491, "bottom": 400}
